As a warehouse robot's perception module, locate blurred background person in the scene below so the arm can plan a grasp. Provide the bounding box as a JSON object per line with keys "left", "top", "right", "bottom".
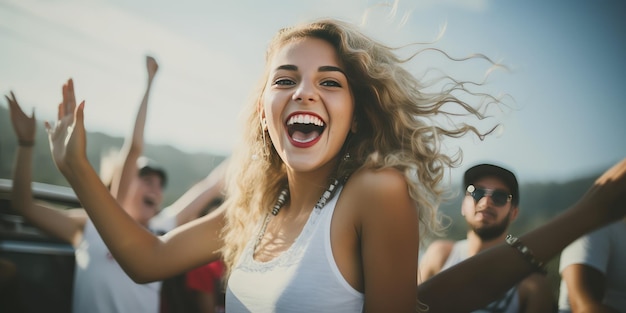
{"left": 558, "top": 218, "right": 626, "bottom": 313}
{"left": 419, "top": 163, "right": 554, "bottom": 312}
{"left": 7, "top": 55, "right": 226, "bottom": 313}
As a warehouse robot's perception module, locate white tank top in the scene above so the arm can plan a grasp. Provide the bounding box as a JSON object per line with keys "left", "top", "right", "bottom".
{"left": 226, "top": 187, "right": 364, "bottom": 312}
{"left": 442, "top": 239, "right": 521, "bottom": 313}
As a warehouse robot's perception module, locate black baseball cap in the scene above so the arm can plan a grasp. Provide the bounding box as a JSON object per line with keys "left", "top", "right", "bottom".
{"left": 463, "top": 163, "right": 519, "bottom": 206}
{"left": 137, "top": 156, "right": 167, "bottom": 187}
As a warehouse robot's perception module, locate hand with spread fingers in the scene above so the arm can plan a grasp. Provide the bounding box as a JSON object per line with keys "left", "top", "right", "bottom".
{"left": 45, "top": 79, "right": 87, "bottom": 175}
{"left": 6, "top": 91, "right": 36, "bottom": 147}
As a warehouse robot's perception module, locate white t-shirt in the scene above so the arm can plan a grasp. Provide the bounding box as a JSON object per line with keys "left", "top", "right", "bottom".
{"left": 558, "top": 220, "right": 626, "bottom": 312}
{"left": 73, "top": 214, "right": 177, "bottom": 313}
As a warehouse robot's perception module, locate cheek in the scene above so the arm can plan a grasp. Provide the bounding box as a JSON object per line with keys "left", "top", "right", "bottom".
{"left": 262, "top": 95, "right": 284, "bottom": 128}
{"left": 328, "top": 99, "right": 355, "bottom": 132}
{"left": 461, "top": 197, "right": 475, "bottom": 215}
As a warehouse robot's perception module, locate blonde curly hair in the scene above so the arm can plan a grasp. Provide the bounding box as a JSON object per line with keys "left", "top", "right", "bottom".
{"left": 221, "top": 18, "right": 502, "bottom": 277}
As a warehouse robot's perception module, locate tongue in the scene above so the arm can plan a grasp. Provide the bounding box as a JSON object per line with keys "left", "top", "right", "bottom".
{"left": 292, "top": 130, "right": 320, "bottom": 143}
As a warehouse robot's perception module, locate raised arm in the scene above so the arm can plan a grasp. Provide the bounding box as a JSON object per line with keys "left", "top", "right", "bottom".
{"left": 110, "top": 55, "right": 159, "bottom": 201}
{"left": 417, "top": 158, "right": 626, "bottom": 313}
{"left": 7, "top": 89, "right": 86, "bottom": 246}
{"left": 46, "top": 79, "right": 224, "bottom": 283}
{"left": 153, "top": 158, "right": 228, "bottom": 229}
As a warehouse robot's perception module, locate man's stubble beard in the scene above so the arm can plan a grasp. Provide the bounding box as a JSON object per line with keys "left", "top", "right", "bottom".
{"left": 469, "top": 211, "right": 512, "bottom": 241}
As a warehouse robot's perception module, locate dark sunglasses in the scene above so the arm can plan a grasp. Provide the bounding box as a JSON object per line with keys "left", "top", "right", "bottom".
{"left": 466, "top": 185, "right": 512, "bottom": 207}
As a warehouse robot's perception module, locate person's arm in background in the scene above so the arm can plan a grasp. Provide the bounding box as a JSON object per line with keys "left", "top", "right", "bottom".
{"left": 561, "top": 265, "right": 618, "bottom": 313}
{"left": 7, "top": 88, "right": 86, "bottom": 247}
{"left": 151, "top": 159, "right": 229, "bottom": 231}
{"left": 417, "top": 240, "right": 453, "bottom": 285}
{"left": 109, "top": 55, "right": 159, "bottom": 202}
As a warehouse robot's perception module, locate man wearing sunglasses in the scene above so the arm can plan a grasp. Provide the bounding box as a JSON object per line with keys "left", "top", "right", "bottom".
{"left": 419, "top": 163, "right": 554, "bottom": 313}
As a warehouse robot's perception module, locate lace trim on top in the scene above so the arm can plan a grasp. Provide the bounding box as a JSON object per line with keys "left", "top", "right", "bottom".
{"left": 235, "top": 207, "right": 325, "bottom": 273}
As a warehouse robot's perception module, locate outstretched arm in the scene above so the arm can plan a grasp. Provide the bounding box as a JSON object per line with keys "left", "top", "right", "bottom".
{"left": 154, "top": 158, "right": 228, "bottom": 229}
{"left": 46, "top": 80, "right": 223, "bottom": 283}
{"left": 7, "top": 88, "right": 86, "bottom": 246}
{"left": 417, "top": 158, "right": 626, "bottom": 313}
{"left": 110, "top": 55, "right": 159, "bottom": 202}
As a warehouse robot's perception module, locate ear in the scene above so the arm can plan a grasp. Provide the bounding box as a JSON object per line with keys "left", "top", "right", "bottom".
{"left": 257, "top": 101, "right": 266, "bottom": 130}
{"left": 351, "top": 117, "right": 358, "bottom": 133}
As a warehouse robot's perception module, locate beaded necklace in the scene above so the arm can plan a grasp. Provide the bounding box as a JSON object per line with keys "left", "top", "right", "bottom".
{"left": 254, "top": 177, "right": 343, "bottom": 252}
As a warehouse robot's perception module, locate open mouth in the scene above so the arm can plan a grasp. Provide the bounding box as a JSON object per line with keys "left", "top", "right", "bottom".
{"left": 286, "top": 113, "right": 326, "bottom": 145}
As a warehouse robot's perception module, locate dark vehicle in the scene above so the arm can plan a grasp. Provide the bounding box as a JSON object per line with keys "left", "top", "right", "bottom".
{"left": 0, "top": 178, "right": 77, "bottom": 313}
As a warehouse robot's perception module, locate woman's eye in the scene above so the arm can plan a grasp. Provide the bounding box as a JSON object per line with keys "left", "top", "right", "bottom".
{"left": 321, "top": 80, "right": 341, "bottom": 87}
{"left": 274, "top": 78, "right": 295, "bottom": 86}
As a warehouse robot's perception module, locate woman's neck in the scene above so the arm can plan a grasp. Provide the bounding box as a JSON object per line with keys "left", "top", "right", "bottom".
{"left": 284, "top": 164, "right": 336, "bottom": 215}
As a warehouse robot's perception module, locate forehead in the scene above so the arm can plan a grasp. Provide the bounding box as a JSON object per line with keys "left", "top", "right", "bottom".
{"left": 269, "top": 37, "right": 342, "bottom": 70}
{"left": 471, "top": 176, "right": 509, "bottom": 191}
{"left": 139, "top": 172, "right": 164, "bottom": 186}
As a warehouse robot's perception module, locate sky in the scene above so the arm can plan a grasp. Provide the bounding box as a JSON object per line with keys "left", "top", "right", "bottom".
{"left": 1, "top": 0, "right": 625, "bottom": 185}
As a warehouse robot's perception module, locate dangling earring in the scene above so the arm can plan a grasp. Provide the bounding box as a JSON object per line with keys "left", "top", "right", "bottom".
{"left": 253, "top": 118, "right": 269, "bottom": 161}
{"left": 262, "top": 132, "right": 268, "bottom": 156}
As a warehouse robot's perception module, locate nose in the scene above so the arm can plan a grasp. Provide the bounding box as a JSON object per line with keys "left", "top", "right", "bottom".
{"left": 474, "top": 194, "right": 493, "bottom": 209}
{"left": 292, "top": 80, "right": 319, "bottom": 103}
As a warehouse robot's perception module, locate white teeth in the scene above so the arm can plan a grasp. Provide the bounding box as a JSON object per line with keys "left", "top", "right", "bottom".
{"left": 287, "top": 114, "right": 325, "bottom": 126}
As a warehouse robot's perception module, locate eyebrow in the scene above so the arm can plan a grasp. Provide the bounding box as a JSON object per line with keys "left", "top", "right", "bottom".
{"left": 275, "top": 64, "right": 345, "bottom": 75}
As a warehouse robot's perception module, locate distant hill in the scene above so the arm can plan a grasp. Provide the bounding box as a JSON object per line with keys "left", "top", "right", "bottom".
{"left": 0, "top": 105, "right": 227, "bottom": 206}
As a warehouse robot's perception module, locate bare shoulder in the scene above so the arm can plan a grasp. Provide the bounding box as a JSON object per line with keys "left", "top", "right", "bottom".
{"left": 423, "top": 240, "right": 455, "bottom": 257}
{"left": 340, "top": 166, "right": 418, "bottom": 238}
{"left": 345, "top": 167, "right": 411, "bottom": 209}
{"left": 418, "top": 239, "right": 454, "bottom": 283}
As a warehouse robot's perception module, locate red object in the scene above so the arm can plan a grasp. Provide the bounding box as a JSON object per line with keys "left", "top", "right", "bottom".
{"left": 186, "top": 260, "right": 225, "bottom": 293}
